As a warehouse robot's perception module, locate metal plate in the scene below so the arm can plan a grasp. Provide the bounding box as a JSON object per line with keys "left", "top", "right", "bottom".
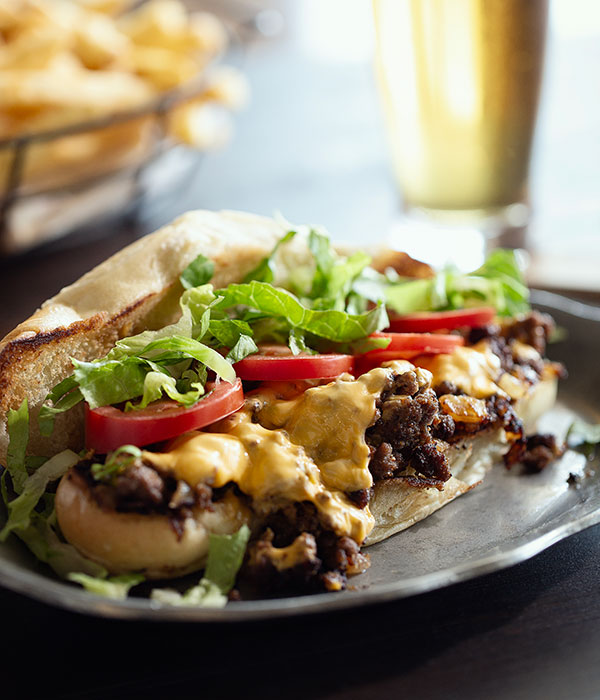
{"left": 0, "top": 292, "right": 598, "bottom": 621}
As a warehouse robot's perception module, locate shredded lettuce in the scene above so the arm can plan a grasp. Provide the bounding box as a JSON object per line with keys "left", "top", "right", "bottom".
{"left": 150, "top": 579, "right": 227, "bottom": 608}
{"left": 38, "top": 376, "right": 83, "bottom": 438}
{"left": 215, "top": 281, "right": 388, "bottom": 342}
{"left": 38, "top": 290, "right": 235, "bottom": 429}
{"left": 16, "top": 512, "right": 108, "bottom": 579}
{"left": 243, "top": 229, "right": 297, "bottom": 283}
{"left": 68, "top": 572, "right": 144, "bottom": 599}
{"left": 307, "top": 229, "right": 371, "bottom": 310}
{"left": 150, "top": 524, "right": 250, "bottom": 608}
{"left": 179, "top": 254, "right": 215, "bottom": 290}
{"left": 385, "top": 249, "right": 529, "bottom": 317}
{"left": 90, "top": 445, "right": 142, "bottom": 481}
{"left": 567, "top": 420, "right": 600, "bottom": 457}
{"left": 0, "top": 449, "right": 79, "bottom": 541}
{"left": 204, "top": 525, "right": 251, "bottom": 592}
{"left": 5, "top": 398, "right": 29, "bottom": 493}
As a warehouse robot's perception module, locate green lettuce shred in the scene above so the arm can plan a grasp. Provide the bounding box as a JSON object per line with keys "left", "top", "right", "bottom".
{"left": 179, "top": 254, "right": 215, "bottom": 290}
{"left": 243, "top": 229, "right": 297, "bottom": 283}
{"left": 150, "top": 524, "right": 250, "bottom": 608}
{"left": 90, "top": 445, "right": 142, "bottom": 481}
{"left": 385, "top": 249, "right": 529, "bottom": 317}
{"left": 68, "top": 572, "right": 144, "bottom": 600}
{"left": 215, "top": 281, "right": 388, "bottom": 342}
{"left": 5, "top": 399, "right": 29, "bottom": 494}
{"left": 567, "top": 420, "right": 600, "bottom": 457}
{"left": 0, "top": 449, "right": 79, "bottom": 541}
{"left": 16, "top": 513, "right": 108, "bottom": 579}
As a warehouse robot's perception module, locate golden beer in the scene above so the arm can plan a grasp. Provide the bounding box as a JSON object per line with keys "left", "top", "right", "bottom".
{"left": 373, "top": 0, "right": 548, "bottom": 214}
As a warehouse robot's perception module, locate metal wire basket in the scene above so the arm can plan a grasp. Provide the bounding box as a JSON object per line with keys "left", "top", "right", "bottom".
{"left": 0, "top": 76, "right": 215, "bottom": 255}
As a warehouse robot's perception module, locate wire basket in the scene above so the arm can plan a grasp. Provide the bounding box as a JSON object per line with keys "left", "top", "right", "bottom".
{"left": 0, "top": 77, "right": 216, "bottom": 255}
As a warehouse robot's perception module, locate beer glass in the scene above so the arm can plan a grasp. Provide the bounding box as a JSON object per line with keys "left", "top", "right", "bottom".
{"left": 373, "top": 0, "right": 548, "bottom": 224}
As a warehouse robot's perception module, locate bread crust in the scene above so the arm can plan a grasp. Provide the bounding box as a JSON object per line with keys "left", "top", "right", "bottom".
{"left": 55, "top": 470, "right": 252, "bottom": 578}
{"left": 0, "top": 210, "right": 310, "bottom": 461}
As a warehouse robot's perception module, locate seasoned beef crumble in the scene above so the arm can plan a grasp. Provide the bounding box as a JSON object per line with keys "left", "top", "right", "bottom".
{"left": 504, "top": 433, "right": 565, "bottom": 472}
{"left": 76, "top": 459, "right": 213, "bottom": 516}
{"left": 242, "top": 502, "right": 370, "bottom": 593}
{"left": 467, "top": 311, "right": 565, "bottom": 384}
{"left": 366, "top": 368, "right": 451, "bottom": 489}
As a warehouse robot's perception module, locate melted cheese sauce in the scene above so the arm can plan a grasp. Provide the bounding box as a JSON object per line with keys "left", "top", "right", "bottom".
{"left": 415, "top": 340, "right": 524, "bottom": 400}
{"left": 144, "top": 364, "right": 415, "bottom": 543}
{"left": 142, "top": 343, "right": 534, "bottom": 545}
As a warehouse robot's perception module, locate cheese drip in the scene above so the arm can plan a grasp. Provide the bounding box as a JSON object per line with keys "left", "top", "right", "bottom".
{"left": 142, "top": 364, "right": 416, "bottom": 543}
{"left": 415, "top": 340, "right": 525, "bottom": 400}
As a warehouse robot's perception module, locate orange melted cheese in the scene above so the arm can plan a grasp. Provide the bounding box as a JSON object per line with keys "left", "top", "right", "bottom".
{"left": 144, "top": 362, "right": 423, "bottom": 543}
{"left": 415, "top": 340, "right": 527, "bottom": 400}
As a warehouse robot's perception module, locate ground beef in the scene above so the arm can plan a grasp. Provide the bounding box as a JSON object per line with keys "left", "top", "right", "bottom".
{"left": 466, "top": 313, "right": 562, "bottom": 383}
{"left": 449, "top": 395, "right": 524, "bottom": 442}
{"left": 77, "top": 459, "right": 213, "bottom": 518}
{"left": 468, "top": 322, "right": 502, "bottom": 345}
{"left": 504, "top": 433, "right": 565, "bottom": 472}
{"left": 433, "top": 380, "right": 461, "bottom": 397}
{"left": 502, "top": 310, "right": 554, "bottom": 355}
{"left": 243, "top": 503, "right": 370, "bottom": 593}
{"left": 366, "top": 368, "right": 451, "bottom": 485}
{"left": 347, "top": 488, "right": 372, "bottom": 509}
{"left": 431, "top": 413, "right": 456, "bottom": 441}
{"left": 411, "top": 442, "right": 451, "bottom": 481}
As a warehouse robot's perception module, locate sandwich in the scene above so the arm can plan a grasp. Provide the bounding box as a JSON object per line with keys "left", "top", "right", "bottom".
{"left": 0, "top": 210, "right": 563, "bottom": 604}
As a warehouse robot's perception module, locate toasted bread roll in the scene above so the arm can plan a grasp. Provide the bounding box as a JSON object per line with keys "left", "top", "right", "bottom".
{"left": 0, "top": 211, "right": 307, "bottom": 461}
{"left": 55, "top": 470, "right": 252, "bottom": 578}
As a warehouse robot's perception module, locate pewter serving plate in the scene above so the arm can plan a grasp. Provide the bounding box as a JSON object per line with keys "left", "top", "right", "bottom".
{"left": 0, "top": 292, "right": 598, "bottom": 621}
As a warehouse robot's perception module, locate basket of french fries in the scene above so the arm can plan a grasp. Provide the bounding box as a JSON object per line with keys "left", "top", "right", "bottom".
{"left": 0, "top": 0, "right": 249, "bottom": 253}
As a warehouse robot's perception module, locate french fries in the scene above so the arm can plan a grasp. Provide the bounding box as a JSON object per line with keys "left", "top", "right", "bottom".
{"left": 0, "top": 0, "right": 248, "bottom": 195}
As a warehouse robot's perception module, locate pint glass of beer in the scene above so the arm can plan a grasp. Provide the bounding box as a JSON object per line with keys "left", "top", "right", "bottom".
{"left": 373, "top": 0, "right": 548, "bottom": 219}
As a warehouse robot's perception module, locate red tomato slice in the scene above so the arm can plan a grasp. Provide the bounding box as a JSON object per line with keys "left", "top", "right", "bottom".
{"left": 355, "top": 332, "right": 464, "bottom": 375}
{"left": 234, "top": 351, "right": 354, "bottom": 381}
{"left": 367, "top": 332, "right": 464, "bottom": 356}
{"left": 386, "top": 307, "right": 496, "bottom": 333}
{"left": 85, "top": 378, "right": 244, "bottom": 453}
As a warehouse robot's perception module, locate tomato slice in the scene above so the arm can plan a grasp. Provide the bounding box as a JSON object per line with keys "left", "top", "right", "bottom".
{"left": 85, "top": 378, "right": 244, "bottom": 453}
{"left": 367, "top": 332, "right": 464, "bottom": 357}
{"left": 355, "top": 332, "right": 464, "bottom": 375}
{"left": 234, "top": 350, "right": 354, "bottom": 381}
{"left": 386, "top": 307, "right": 496, "bottom": 333}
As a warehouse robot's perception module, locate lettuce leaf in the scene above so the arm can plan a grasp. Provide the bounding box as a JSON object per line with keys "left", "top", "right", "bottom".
{"left": 38, "top": 376, "right": 84, "bottom": 437}
{"left": 567, "top": 420, "right": 600, "bottom": 457}
{"left": 204, "top": 525, "right": 251, "bottom": 593}
{"left": 150, "top": 579, "right": 227, "bottom": 608}
{"left": 150, "top": 524, "right": 250, "bottom": 608}
{"left": 179, "top": 254, "right": 215, "bottom": 290}
{"left": 215, "top": 281, "right": 388, "bottom": 342}
{"left": 307, "top": 229, "right": 371, "bottom": 310}
{"left": 68, "top": 572, "right": 144, "bottom": 599}
{"left": 385, "top": 249, "right": 529, "bottom": 317}
{"left": 243, "top": 230, "right": 297, "bottom": 283}
{"left": 90, "top": 445, "right": 142, "bottom": 481}
{"left": 16, "top": 512, "right": 108, "bottom": 579}
{"left": 5, "top": 399, "right": 29, "bottom": 494}
{"left": 0, "top": 449, "right": 79, "bottom": 541}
